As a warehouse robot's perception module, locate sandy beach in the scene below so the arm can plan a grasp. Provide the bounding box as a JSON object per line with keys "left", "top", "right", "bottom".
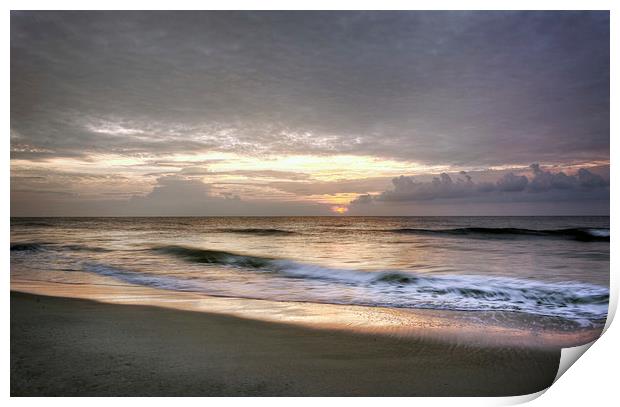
{"left": 10, "top": 8, "right": 610, "bottom": 400}
{"left": 11, "top": 291, "right": 561, "bottom": 396}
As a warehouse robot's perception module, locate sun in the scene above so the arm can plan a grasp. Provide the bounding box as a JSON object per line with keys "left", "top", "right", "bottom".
{"left": 331, "top": 206, "right": 349, "bottom": 215}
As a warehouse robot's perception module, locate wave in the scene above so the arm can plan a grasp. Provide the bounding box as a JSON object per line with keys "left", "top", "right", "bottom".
{"left": 60, "top": 244, "right": 112, "bottom": 253}
{"left": 214, "top": 228, "right": 299, "bottom": 236}
{"left": 11, "top": 243, "right": 46, "bottom": 251}
{"left": 389, "top": 227, "right": 609, "bottom": 242}
{"left": 11, "top": 221, "right": 54, "bottom": 228}
{"left": 150, "top": 245, "right": 608, "bottom": 323}
{"left": 13, "top": 241, "right": 609, "bottom": 323}
{"left": 10, "top": 242, "right": 111, "bottom": 253}
{"left": 153, "top": 245, "right": 274, "bottom": 268}
{"left": 82, "top": 263, "right": 200, "bottom": 292}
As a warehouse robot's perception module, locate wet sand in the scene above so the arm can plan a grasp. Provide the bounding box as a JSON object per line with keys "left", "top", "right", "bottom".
{"left": 11, "top": 291, "right": 561, "bottom": 396}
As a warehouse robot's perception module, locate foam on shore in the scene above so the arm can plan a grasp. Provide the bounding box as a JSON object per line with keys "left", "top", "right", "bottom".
{"left": 11, "top": 276, "right": 603, "bottom": 350}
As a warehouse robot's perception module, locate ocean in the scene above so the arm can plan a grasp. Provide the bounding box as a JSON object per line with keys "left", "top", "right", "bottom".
{"left": 10, "top": 216, "right": 609, "bottom": 333}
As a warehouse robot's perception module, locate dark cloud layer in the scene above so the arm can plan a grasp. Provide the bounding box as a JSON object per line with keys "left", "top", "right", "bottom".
{"left": 10, "top": 11, "right": 610, "bottom": 216}
{"left": 11, "top": 11, "right": 609, "bottom": 166}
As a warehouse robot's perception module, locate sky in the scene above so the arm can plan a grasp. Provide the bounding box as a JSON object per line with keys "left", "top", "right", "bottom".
{"left": 10, "top": 11, "right": 609, "bottom": 216}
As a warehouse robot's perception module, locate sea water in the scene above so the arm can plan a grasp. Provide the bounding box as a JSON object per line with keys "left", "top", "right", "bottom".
{"left": 10, "top": 216, "right": 609, "bottom": 327}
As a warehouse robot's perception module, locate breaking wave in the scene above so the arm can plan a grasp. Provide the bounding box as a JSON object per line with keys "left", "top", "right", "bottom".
{"left": 149, "top": 245, "right": 608, "bottom": 323}
{"left": 154, "top": 246, "right": 274, "bottom": 268}
{"left": 11, "top": 242, "right": 610, "bottom": 324}
{"left": 389, "top": 227, "right": 609, "bottom": 242}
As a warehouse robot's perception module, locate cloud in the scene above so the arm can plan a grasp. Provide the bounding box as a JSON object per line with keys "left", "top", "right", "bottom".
{"left": 11, "top": 164, "right": 609, "bottom": 216}
{"left": 351, "top": 194, "right": 373, "bottom": 204}
{"left": 496, "top": 173, "right": 528, "bottom": 192}
{"left": 136, "top": 176, "right": 210, "bottom": 202}
{"left": 351, "top": 164, "right": 609, "bottom": 204}
{"left": 205, "top": 170, "right": 311, "bottom": 180}
{"left": 11, "top": 11, "right": 609, "bottom": 166}
{"left": 372, "top": 172, "right": 477, "bottom": 202}
{"left": 122, "top": 176, "right": 273, "bottom": 215}
{"left": 9, "top": 12, "right": 610, "bottom": 216}
{"left": 268, "top": 176, "right": 392, "bottom": 196}
{"left": 11, "top": 175, "right": 332, "bottom": 216}
{"left": 576, "top": 167, "right": 608, "bottom": 188}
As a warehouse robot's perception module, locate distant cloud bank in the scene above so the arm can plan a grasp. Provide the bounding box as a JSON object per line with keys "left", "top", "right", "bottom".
{"left": 351, "top": 164, "right": 608, "bottom": 204}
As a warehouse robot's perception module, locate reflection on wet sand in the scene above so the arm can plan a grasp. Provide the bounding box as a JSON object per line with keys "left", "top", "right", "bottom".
{"left": 11, "top": 278, "right": 603, "bottom": 350}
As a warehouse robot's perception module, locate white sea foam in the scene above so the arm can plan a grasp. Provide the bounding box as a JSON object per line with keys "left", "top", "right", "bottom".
{"left": 586, "top": 228, "right": 610, "bottom": 237}
{"left": 78, "top": 253, "right": 609, "bottom": 325}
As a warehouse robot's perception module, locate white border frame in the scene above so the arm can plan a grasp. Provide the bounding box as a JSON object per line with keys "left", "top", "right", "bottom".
{"left": 4, "top": 2, "right": 617, "bottom": 405}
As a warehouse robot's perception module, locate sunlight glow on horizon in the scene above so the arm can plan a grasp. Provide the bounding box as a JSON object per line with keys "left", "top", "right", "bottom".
{"left": 331, "top": 206, "right": 349, "bottom": 214}
{"left": 10, "top": 148, "right": 610, "bottom": 209}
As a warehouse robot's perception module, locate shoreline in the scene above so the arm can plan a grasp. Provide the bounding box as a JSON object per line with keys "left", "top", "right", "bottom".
{"left": 11, "top": 278, "right": 605, "bottom": 349}
{"left": 11, "top": 291, "right": 562, "bottom": 396}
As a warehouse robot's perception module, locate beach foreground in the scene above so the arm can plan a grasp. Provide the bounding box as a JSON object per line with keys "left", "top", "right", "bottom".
{"left": 11, "top": 292, "right": 561, "bottom": 396}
